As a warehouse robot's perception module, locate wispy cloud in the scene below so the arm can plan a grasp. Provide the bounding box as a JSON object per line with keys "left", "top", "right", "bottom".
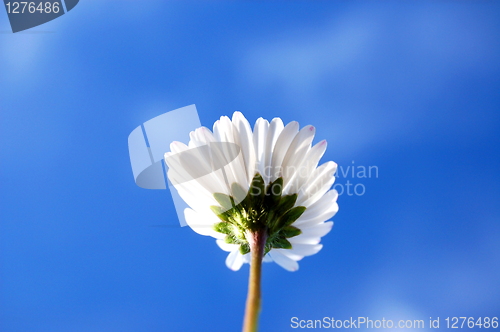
{"left": 240, "top": 4, "right": 500, "bottom": 156}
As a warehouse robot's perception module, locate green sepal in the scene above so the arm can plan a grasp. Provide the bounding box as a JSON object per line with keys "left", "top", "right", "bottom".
{"left": 239, "top": 243, "right": 250, "bottom": 255}
{"left": 207, "top": 174, "right": 310, "bottom": 256}
{"left": 274, "top": 194, "right": 297, "bottom": 218}
{"left": 213, "top": 222, "right": 232, "bottom": 235}
{"left": 275, "top": 206, "right": 306, "bottom": 230}
{"left": 210, "top": 206, "right": 230, "bottom": 222}
{"left": 264, "top": 177, "right": 283, "bottom": 207}
{"left": 264, "top": 243, "right": 272, "bottom": 255}
{"left": 273, "top": 237, "right": 292, "bottom": 249}
{"left": 224, "top": 235, "right": 239, "bottom": 244}
{"left": 268, "top": 194, "right": 298, "bottom": 230}
{"left": 231, "top": 182, "right": 249, "bottom": 210}
{"left": 213, "top": 193, "right": 234, "bottom": 211}
{"left": 281, "top": 225, "right": 302, "bottom": 238}
{"left": 248, "top": 173, "right": 265, "bottom": 205}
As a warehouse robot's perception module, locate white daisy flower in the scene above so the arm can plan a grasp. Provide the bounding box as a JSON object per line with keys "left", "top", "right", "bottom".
{"left": 164, "top": 112, "right": 338, "bottom": 272}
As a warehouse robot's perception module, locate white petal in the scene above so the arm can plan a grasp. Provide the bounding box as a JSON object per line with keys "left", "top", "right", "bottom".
{"left": 262, "top": 253, "right": 273, "bottom": 262}
{"left": 270, "top": 121, "right": 299, "bottom": 182}
{"left": 214, "top": 116, "right": 249, "bottom": 192}
{"left": 216, "top": 239, "right": 239, "bottom": 252}
{"left": 289, "top": 222, "right": 334, "bottom": 244}
{"left": 295, "top": 202, "right": 338, "bottom": 228}
{"left": 165, "top": 146, "right": 230, "bottom": 196}
{"left": 169, "top": 141, "right": 189, "bottom": 154}
{"left": 282, "top": 125, "right": 316, "bottom": 194}
{"left": 269, "top": 250, "right": 299, "bottom": 271}
{"left": 295, "top": 190, "right": 338, "bottom": 226}
{"left": 300, "top": 189, "right": 338, "bottom": 218}
{"left": 184, "top": 208, "right": 224, "bottom": 239}
{"left": 173, "top": 167, "right": 230, "bottom": 197}
{"left": 296, "top": 161, "right": 337, "bottom": 207}
{"left": 173, "top": 182, "right": 217, "bottom": 214}
{"left": 262, "top": 118, "right": 284, "bottom": 184}
{"left": 189, "top": 127, "right": 217, "bottom": 147}
{"left": 300, "top": 221, "right": 334, "bottom": 237}
{"left": 242, "top": 252, "right": 251, "bottom": 263}
{"left": 289, "top": 140, "right": 327, "bottom": 193}
{"left": 274, "top": 248, "right": 304, "bottom": 261}
{"left": 288, "top": 244, "right": 323, "bottom": 257}
{"left": 288, "top": 236, "right": 321, "bottom": 245}
{"left": 253, "top": 118, "right": 269, "bottom": 178}
{"left": 232, "top": 112, "right": 256, "bottom": 182}
{"left": 226, "top": 249, "right": 244, "bottom": 271}
{"left": 212, "top": 116, "right": 231, "bottom": 142}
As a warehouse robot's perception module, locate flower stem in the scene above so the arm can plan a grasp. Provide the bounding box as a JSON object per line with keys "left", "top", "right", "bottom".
{"left": 242, "top": 229, "right": 267, "bottom": 332}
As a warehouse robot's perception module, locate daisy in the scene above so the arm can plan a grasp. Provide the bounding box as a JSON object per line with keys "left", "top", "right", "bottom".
{"left": 164, "top": 112, "right": 338, "bottom": 272}
{"left": 165, "top": 112, "right": 338, "bottom": 332}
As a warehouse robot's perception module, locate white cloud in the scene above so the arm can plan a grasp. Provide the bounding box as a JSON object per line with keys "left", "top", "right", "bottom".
{"left": 0, "top": 0, "right": 170, "bottom": 84}
{"left": 240, "top": 4, "right": 500, "bottom": 156}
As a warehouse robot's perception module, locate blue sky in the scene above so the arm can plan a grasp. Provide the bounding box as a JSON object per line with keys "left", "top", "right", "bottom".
{"left": 1, "top": 1, "right": 499, "bottom": 331}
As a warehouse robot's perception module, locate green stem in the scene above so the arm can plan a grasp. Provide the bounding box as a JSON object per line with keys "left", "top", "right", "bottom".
{"left": 242, "top": 229, "right": 267, "bottom": 332}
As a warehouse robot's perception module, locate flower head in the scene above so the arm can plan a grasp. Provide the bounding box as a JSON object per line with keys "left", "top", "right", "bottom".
{"left": 164, "top": 112, "right": 338, "bottom": 271}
